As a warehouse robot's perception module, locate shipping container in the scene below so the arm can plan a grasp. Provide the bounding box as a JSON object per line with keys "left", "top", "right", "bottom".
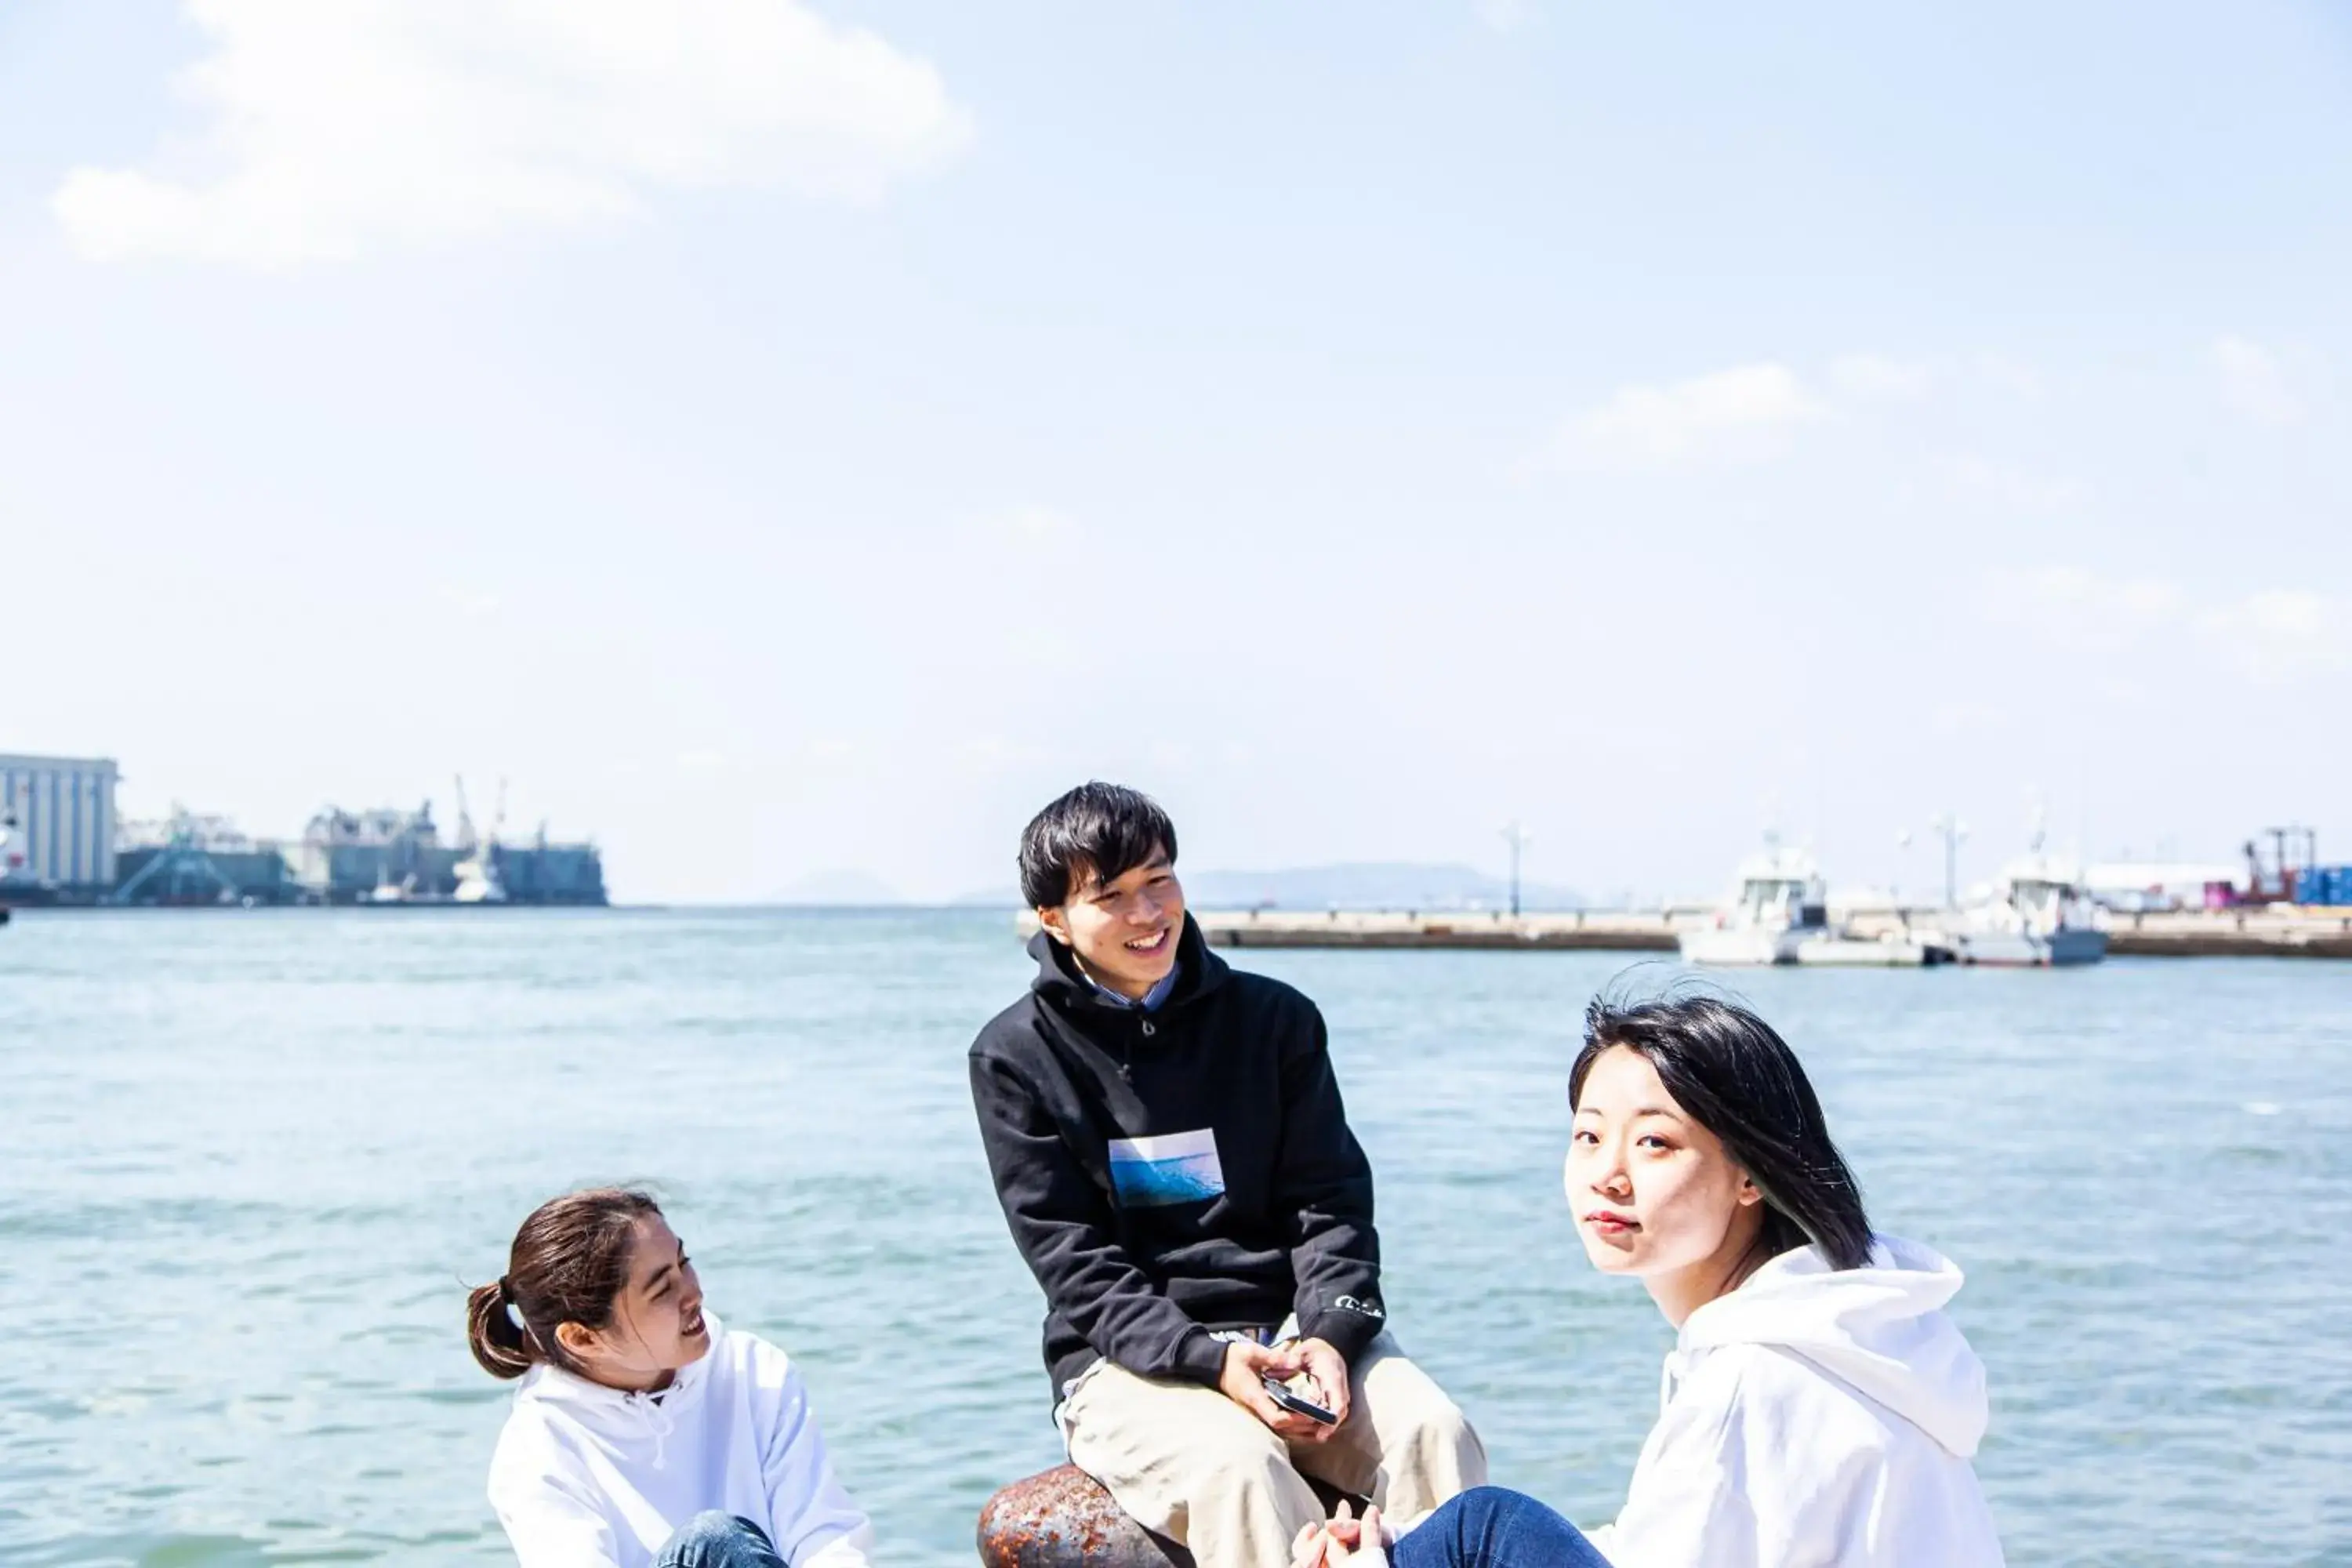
{"left": 2301, "top": 865, "right": 2352, "bottom": 906}
{"left": 0, "top": 753, "right": 119, "bottom": 894}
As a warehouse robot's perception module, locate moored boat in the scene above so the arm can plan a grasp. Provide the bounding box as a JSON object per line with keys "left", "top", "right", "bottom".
{"left": 1795, "top": 928, "right": 1955, "bottom": 967}
{"left": 1679, "top": 843, "right": 1831, "bottom": 966}
{"left": 1951, "top": 845, "right": 2109, "bottom": 967}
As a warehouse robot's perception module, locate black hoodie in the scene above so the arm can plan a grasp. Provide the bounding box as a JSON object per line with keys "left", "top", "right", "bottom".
{"left": 969, "top": 916, "right": 1387, "bottom": 1402}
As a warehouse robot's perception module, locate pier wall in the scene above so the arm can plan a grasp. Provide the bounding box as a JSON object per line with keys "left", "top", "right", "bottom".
{"left": 1190, "top": 908, "right": 2352, "bottom": 960}
{"left": 1203, "top": 909, "right": 1677, "bottom": 951}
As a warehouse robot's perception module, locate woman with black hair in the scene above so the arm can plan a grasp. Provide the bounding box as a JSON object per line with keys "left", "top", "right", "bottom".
{"left": 467, "top": 1189, "right": 874, "bottom": 1568}
{"left": 1295, "top": 994, "right": 2005, "bottom": 1568}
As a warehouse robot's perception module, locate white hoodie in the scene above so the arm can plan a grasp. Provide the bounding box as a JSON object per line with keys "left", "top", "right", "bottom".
{"left": 487, "top": 1315, "right": 875, "bottom": 1568}
{"left": 1585, "top": 1236, "right": 2005, "bottom": 1568}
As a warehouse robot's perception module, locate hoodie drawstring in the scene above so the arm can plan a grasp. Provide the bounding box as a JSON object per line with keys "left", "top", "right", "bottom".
{"left": 1659, "top": 1349, "right": 1692, "bottom": 1415}
{"left": 629, "top": 1390, "right": 676, "bottom": 1470}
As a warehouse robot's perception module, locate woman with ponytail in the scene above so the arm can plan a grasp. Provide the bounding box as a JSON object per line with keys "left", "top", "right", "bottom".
{"left": 469, "top": 1189, "right": 873, "bottom": 1568}
{"left": 1293, "top": 994, "right": 2005, "bottom": 1568}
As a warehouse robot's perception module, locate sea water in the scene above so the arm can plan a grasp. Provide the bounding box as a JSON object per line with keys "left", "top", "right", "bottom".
{"left": 2, "top": 909, "right": 2347, "bottom": 1566}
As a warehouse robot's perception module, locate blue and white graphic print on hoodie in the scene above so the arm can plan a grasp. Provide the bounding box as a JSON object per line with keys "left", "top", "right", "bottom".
{"left": 1583, "top": 1235, "right": 2005, "bottom": 1567}
{"left": 1107, "top": 1130, "right": 1227, "bottom": 1207}
{"left": 487, "top": 1315, "right": 873, "bottom": 1568}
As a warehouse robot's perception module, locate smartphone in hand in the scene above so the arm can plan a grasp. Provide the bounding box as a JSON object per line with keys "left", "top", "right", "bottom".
{"left": 1262, "top": 1374, "right": 1339, "bottom": 1425}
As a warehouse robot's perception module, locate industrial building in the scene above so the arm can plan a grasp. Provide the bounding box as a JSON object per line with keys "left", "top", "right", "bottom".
{"left": 0, "top": 753, "right": 119, "bottom": 897}
{"left": 104, "top": 799, "right": 608, "bottom": 906}
{"left": 112, "top": 811, "right": 296, "bottom": 906}
{"left": 0, "top": 752, "right": 606, "bottom": 908}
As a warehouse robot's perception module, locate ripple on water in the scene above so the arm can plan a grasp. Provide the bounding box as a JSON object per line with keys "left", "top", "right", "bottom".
{"left": 3, "top": 915, "right": 2348, "bottom": 1565}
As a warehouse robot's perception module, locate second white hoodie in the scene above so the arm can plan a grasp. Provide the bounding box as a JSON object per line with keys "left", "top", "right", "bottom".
{"left": 488, "top": 1314, "right": 874, "bottom": 1568}
{"left": 1585, "top": 1236, "right": 2006, "bottom": 1568}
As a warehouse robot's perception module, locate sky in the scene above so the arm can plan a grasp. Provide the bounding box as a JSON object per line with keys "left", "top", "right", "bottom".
{"left": 2, "top": 1, "right": 2347, "bottom": 903}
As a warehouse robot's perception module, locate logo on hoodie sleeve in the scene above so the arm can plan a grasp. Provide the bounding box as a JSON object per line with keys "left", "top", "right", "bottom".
{"left": 1107, "top": 1130, "right": 1225, "bottom": 1207}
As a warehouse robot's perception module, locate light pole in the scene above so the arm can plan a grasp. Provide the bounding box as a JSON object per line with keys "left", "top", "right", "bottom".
{"left": 1929, "top": 813, "right": 1969, "bottom": 910}
{"left": 1500, "top": 821, "right": 1533, "bottom": 919}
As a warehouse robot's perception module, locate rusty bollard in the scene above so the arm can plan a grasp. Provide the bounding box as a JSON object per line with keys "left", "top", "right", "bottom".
{"left": 976, "top": 1465, "right": 1193, "bottom": 1568}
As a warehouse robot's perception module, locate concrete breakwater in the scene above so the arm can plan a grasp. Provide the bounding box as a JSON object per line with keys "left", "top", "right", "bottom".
{"left": 1203, "top": 909, "right": 1679, "bottom": 951}
{"left": 1192, "top": 908, "right": 2352, "bottom": 960}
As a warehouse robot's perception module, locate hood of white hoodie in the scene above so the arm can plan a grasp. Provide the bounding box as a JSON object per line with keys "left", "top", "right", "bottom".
{"left": 512, "top": 1311, "right": 722, "bottom": 1467}
{"left": 1675, "top": 1236, "right": 1989, "bottom": 1458}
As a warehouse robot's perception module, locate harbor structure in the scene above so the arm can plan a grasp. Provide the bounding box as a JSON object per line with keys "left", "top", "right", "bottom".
{"left": 0, "top": 745, "right": 607, "bottom": 908}
{"left": 85, "top": 778, "right": 608, "bottom": 908}
{"left": 1185, "top": 906, "right": 2352, "bottom": 959}
{"left": 103, "top": 800, "right": 608, "bottom": 908}
{"left": 114, "top": 811, "right": 296, "bottom": 905}
{"left": 0, "top": 753, "right": 120, "bottom": 899}
{"left": 293, "top": 802, "right": 459, "bottom": 902}
{"left": 2082, "top": 860, "right": 2246, "bottom": 912}
{"left": 103, "top": 800, "right": 608, "bottom": 907}
{"left": 1142, "top": 817, "right": 2351, "bottom": 964}
{"left": 290, "top": 797, "right": 608, "bottom": 906}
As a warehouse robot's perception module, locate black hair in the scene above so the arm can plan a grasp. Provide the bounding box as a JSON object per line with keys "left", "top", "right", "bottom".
{"left": 1018, "top": 782, "right": 1178, "bottom": 909}
{"left": 1572, "top": 990, "right": 1874, "bottom": 1271}
{"left": 466, "top": 1187, "right": 664, "bottom": 1380}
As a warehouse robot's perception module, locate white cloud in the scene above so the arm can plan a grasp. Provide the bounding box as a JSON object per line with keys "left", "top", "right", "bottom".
{"left": 1530, "top": 348, "right": 2055, "bottom": 477}
{"left": 1989, "top": 565, "right": 2184, "bottom": 630}
{"left": 1828, "top": 354, "right": 1935, "bottom": 401}
{"left": 434, "top": 583, "right": 503, "bottom": 618}
{"left": 955, "top": 735, "right": 1040, "bottom": 774}
{"left": 53, "top": 0, "right": 972, "bottom": 267}
{"left": 1938, "top": 456, "right": 2092, "bottom": 514}
{"left": 1545, "top": 362, "right": 1826, "bottom": 470}
{"left": 980, "top": 505, "right": 1077, "bottom": 546}
{"left": 1475, "top": 0, "right": 1540, "bottom": 32}
{"left": 2212, "top": 335, "right": 2305, "bottom": 425}
{"left": 2194, "top": 590, "right": 2347, "bottom": 681}
{"left": 1987, "top": 566, "right": 2347, "bottom": 681}
{"left": 1930, "top": 702, "right": 2010, "bottom": 737}
{"left": 1968, "top": 352, "right": 2045, "bottom": 401}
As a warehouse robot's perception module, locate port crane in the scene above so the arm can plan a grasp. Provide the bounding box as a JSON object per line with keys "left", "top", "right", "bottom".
{"left": 2244, "top": 825, "right": 2317, "bottom": 903}
{"left": 452, "top": 775, "right": 510, "bottom": 904}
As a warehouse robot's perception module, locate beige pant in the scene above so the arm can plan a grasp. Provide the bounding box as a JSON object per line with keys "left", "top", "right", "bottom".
{"left": 1060, "top": 1333, "right": 1486, "bottom": 1568}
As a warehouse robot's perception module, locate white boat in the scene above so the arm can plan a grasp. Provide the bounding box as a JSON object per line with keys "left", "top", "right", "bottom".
{"left": 1952, "top": 847, "right": 2109, "bottom": 967}
{"left": 452, "top": 848, "right": 507, "bottom": 905}
{"left": 1679, "top": 844, "right": 1832, "bottom": 966}
{"left": 1795, "top": 928, "right": 1955, "bottom": 967}
{"left": 1682, "top": 841, "right": 1955, "bottom": 967}
{"left": 364, "top": 869, "right": 416, "bottom": 904}
{"left": 450, "top": 775, "right": 509, "bottom": 905}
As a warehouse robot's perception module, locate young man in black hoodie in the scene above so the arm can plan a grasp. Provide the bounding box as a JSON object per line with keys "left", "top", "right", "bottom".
{"left": 969, "top": 782, "right": 1484, "bottom": 1568}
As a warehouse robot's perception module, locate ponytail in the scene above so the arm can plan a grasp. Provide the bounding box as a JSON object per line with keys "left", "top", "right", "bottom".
{"left": 467, "top": 1189, "right": 663, "bottom": 1381}
{"left": 466, "top": 1276, "right": 538, "bottom": 1379}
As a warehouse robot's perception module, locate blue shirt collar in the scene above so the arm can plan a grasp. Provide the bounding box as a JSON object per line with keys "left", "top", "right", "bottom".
{"left": 1087, "top": 960, "right": 1181, "bottom": 1012}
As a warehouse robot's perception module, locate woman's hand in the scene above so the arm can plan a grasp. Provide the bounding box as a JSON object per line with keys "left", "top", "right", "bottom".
{"left": 1290, "top": 1505, "right": 1388, "bottom": 1568}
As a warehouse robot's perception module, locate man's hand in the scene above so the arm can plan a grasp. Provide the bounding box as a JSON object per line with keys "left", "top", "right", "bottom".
{"left": 1290, "top": 1337, "right": 1354, "bottom": 1433}
{"left": 1216, "top": 1340, "right": 1330, "bottom": 1442}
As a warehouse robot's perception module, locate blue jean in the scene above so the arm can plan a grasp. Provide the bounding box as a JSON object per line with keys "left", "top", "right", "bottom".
{"left": 1391, "top": 1487, "right": 1610, "bottom": 1568}
{"left": 655, "top": 1511, "right": 786, "bottom": 1568}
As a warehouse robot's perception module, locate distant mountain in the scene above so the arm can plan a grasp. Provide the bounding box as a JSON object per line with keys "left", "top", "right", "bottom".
{"left": 770, "top": 869, "right": 906, "bottom": 906}
{"left": 949, "top": 862, "right": 1583, "bottom": 913}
